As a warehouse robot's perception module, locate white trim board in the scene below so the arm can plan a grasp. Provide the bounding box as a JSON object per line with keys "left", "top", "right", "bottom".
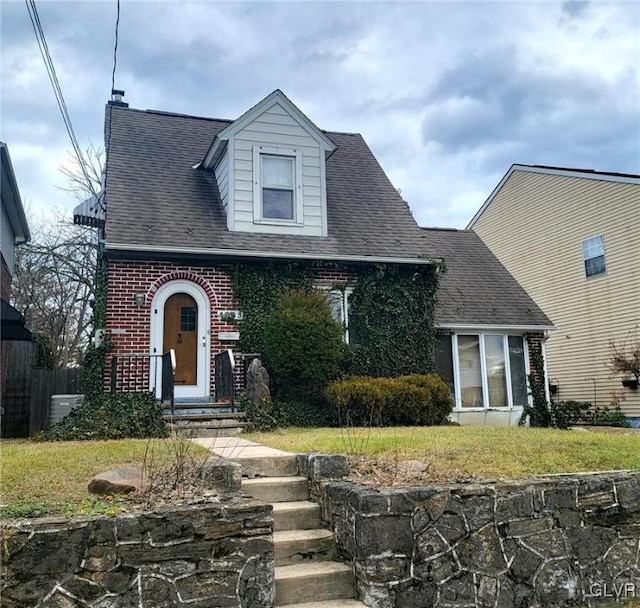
{"left": 149, "top": 280, "right": 211, "bottom": 400}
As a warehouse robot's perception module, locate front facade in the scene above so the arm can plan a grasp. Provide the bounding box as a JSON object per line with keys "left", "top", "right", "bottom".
{"left": 85, "top": 91, "right": 552, "bottom": 424}
{"left": 469, "top": 165, "right": 640, "bottom": 423}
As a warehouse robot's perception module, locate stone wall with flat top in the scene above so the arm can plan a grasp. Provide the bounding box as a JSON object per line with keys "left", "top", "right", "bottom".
{"left": 0, "top": 497, "right": 274, "bottom": 608}
{"left": 315, "top": 471, "right": 640, "bottom": 608}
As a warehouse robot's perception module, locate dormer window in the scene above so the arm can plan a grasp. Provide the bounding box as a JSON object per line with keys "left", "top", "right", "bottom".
{"left": 253, "top": 145, "right": 303, "bottom": 225}
{"left": 262, "top": 155, "right": 294, "bottom": 220}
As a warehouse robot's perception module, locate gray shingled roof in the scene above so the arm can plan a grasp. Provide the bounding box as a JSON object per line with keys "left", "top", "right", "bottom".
{"left": 424, "top": 228, "right": 553, "bottom": 328}
{"left": 103, "top": 106, "right": 439, "bottom": 261}
{"left": 101, "top": 105, "right": 550, "bottom": 329}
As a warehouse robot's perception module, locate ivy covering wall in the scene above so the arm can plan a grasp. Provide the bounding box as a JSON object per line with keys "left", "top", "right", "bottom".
{"left": 232, "top": 260, "right": 440, "bottom": 378}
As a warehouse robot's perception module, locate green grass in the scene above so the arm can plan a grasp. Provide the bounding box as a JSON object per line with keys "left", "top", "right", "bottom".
{"left": 0, "top": 437, "right": 209, "bottom": 518}
{"left": 245, "top": 426, "right": 640, "bottom": 480}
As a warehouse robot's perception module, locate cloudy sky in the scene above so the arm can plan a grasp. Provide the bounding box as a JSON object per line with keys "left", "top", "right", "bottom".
{"left": 1, "top": 0, "right": 639, "bottom": 228}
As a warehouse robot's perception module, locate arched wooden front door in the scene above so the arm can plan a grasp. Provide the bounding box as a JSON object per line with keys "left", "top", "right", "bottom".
{"left": 163, "top": 293, "right": 198, "bottom": 386}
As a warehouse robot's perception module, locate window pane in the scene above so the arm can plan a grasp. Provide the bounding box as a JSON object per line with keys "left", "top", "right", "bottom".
{"left": 458, "top": 335, "right": 483, "bottom": 407}
{"left": 180, "top": 307, "right": 197, "bottom": 332}
{"left": 585, "top": 255, "right": 606, "bottom": 277}
{"left": 263, "top": 188, "right": 294, "bottom": 219}
{"left": 262, "top": 156, "right": 293, "bottom": 188}
{"left": 435, "top": 334, "right": 455, "bottom": 397}
{"left": 485, "top": 335, "right": 507, "bottom": 407}
{"left": 326, "top": 291, "right": 344, "bottom": 325}
{"left": 582, "top": 235, "right": 606, "bottom": 277}
{"left": 508, "top": 335, "right": 528, "bottom": 406}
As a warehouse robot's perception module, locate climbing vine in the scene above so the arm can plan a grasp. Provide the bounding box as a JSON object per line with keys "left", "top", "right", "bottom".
{"left": 347, "top": 264, "right": 441, "bottom": 377}
{"left": 231, "top": 260, "right": 441, "bottom": 379}
{"left": 82, "top": 254, "right": 111, "bottom": 402}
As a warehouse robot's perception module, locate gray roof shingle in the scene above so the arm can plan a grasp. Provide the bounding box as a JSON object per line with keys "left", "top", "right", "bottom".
{"left": 424, "top": 228, "right": 553, "bottom": 328}
{"left": 104, "top": 106, "right": 438, "bottom": 262}
{"left": 101, "top": 105, "right": 550, "bottom": 329}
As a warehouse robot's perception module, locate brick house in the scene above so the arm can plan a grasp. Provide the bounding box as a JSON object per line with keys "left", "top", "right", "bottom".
{"left": 75, "top": 90, "right": 552, "bottom": 426}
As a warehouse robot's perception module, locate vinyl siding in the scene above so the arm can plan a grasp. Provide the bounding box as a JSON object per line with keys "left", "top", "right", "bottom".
{"left": 473, "top": 171, "right": 640, "bottom": 417}
{"left": 214, "top": 148, "right": 229, "bottom": 214}
{"left": 231, "top": 102, "right": 325, "bottom": 236}
{"left": 0, "top": 204, "right": 15, "bottom": 276}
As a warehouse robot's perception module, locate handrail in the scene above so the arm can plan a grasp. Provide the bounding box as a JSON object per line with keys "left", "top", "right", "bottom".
{"left": 109, "top": 352, "right": 175, "bottom": 412}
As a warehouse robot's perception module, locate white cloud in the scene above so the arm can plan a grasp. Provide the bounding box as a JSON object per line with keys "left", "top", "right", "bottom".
{"left": 1, "top": 0, "right": 638, "bottom": 228}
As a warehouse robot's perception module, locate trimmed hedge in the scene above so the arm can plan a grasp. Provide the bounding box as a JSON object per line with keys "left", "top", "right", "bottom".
{"left": 326, "top": 373, "right": 453, "bottom": 427}
{"left": 37, "top": 392, "right": 169, "bottom": 441}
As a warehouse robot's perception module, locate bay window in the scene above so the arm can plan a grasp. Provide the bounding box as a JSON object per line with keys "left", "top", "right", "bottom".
{"left": 437, "top": 333, "right": 530, "bottom": 408}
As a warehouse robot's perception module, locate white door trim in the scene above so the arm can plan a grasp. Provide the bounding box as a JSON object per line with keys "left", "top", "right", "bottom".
{"left": 150, "top": 280, "right": 210, "bottom": 400}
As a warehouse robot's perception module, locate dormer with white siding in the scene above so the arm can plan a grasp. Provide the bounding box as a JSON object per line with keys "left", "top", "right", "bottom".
{"left": 202, "top": 90, "right": 337, "bottom": 237}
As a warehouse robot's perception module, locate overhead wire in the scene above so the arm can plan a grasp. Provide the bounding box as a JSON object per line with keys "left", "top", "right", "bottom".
{"left": 103, "top": 0, "right": 121, "bottom": 213}
{"left": 24, "top": 0, "right": 98, "bottom": 199}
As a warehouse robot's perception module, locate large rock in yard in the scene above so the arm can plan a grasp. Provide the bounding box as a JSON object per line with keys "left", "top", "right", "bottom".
{"left": 88, "top": 465, "right": 145, "bottom": 495}
{"left": 246, "top": 358, "right": 271, "bottom": 409}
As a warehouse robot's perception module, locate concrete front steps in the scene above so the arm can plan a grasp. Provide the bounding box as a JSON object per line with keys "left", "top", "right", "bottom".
{"left": 221, "top": 444, "right": 365, "bottom": 608}
{"left": 163, "top": 402, "right": 248, "bottom": 437}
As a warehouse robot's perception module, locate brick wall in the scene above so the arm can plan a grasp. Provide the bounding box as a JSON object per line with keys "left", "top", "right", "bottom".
{"left": 105, "top": 259, "right": 358, "bottom": 395}
{"left": 526, "top": 332, "right": 545, "bottom": 384}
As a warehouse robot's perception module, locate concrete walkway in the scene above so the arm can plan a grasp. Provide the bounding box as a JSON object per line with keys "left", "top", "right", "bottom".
{"left": 192, "top": 436, "right": 298, "bottom": 476}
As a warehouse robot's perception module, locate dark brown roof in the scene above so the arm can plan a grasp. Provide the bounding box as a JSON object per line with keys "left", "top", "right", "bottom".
{"left": 423, "top": 228, "right": 553, "bottom": 328}
{"left": 103, "top": 106, "right": 438, "bottom": 262}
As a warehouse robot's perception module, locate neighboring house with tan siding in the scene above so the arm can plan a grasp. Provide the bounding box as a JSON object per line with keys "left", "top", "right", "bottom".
{"left": 468, "top": 164, "right": 640, "bottom": 425}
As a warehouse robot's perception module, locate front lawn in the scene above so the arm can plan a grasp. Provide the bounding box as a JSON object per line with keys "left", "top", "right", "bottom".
{"left": 245, "top": 426, "right": 640, "bottom": 480}
{"left": 0, "top": 437, "right": 209, "bottom": 518}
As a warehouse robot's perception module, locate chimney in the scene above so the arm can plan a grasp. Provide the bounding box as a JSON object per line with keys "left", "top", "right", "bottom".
{"left": 108, "top": 89, "right": 128, "bottom": 108}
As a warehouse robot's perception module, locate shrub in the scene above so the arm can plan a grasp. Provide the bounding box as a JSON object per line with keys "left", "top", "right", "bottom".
{"left": 326, "top": 374, "right": 453, "bottom": 427}
{"left": 263, "top": 288, "right": 344, "bottom": 402}
{"left": 550, "top": 400, "right": 630, "bottom": 429}
{"left": 37, "top": 392, "right": 168, "bottom": 441}
{"left": 238, "top": 395, "right": 336, "bottom": 430}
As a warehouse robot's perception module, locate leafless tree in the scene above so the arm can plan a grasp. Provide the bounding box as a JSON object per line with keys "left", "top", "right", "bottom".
{"left": 11, "top": 145, "right": 103, "bottom": 368}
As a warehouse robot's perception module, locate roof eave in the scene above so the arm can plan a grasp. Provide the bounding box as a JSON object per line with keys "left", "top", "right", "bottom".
{"left": 105, "top": 241, "right": 443, "bottom": 267}
{"left": 0, "top": 144, "right": 31, "bottom": 242}
{"left": 437, "top": 323, "right": 555, "bottom": 332}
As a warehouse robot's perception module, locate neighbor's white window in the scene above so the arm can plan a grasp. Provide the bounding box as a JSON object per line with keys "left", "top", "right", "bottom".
{"left": 582, "top": 235, "right": 606, "bottom": 278}
{"left": 253, "top": 146, "right": 302, "bottom": 223}
{"left": 437, "top": 333, "right": 530, "bottom": 409}
{"left": 326, "top": 288, "right": 353, "bottom": 343}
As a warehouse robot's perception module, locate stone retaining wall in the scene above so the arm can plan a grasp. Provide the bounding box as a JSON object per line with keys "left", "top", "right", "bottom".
{"left": 314, "top": 471, "right": 640, "bottom": 608}
{"left": 0, "top": 497, "right": 274, "bottom": 608}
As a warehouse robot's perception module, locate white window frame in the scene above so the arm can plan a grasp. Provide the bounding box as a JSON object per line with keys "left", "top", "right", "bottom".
{"left": 253, "top": 145, "right": 303, "bottom": 225}
{"left": 582, "top": 234, "right": 607, "bottom": 278}
{"left": 321, "top": 286, "right": 354, "bottom": 343}
{"left": 449, "top": 332, "right": 532, "bottom": 410}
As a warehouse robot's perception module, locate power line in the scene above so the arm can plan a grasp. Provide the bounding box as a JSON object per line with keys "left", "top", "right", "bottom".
{"left": 103, "top": 0, "right": 121, "bottom": 215}
{"left": 24, "top": 0, "right": 98, "bottom": 198}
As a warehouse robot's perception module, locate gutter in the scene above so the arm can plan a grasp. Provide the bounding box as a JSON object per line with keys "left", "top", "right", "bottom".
{"left": 437, "top": 323, "right": 555, "bottom": 332}
{"left": 105, "top": 242, "right": 443, "bottom": 267}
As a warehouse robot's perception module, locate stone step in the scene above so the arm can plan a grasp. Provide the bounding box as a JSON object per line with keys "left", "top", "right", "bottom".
{"left": 167, "top": 421, "right": 247, "bottom": 438}
{"left": 233, "top": 454, "right": 299, "bottom": 478}
{"left": 163, "top": 412, "right": 247, "bottom": 421}
{"left": 274, "top": 529, "right": 336, "bottom": 566}
{"left": 275, "top": 562, "right": 355, "bottom": 606}
{"left": 273, "top": 501, "right": 321, "bottom": 531}
{"left": 278, "top": 601, "right": 366, "bottom": 608}
{"left": 242, "top": 477, "right": 309, "bottom": 503}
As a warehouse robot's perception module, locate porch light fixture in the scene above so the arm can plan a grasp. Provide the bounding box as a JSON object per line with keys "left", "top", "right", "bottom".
{"left": 134, "top": 293, "right": 145, "bottom": 307}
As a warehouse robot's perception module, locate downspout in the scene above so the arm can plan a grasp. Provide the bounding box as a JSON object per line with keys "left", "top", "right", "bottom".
{"left": 542, "top": 331, "right": 551, "bottom": 404}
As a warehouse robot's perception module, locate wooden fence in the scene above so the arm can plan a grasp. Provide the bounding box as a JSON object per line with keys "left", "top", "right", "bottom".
{"left": 0, "top": 340, "right": 83, "bottom": 437}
